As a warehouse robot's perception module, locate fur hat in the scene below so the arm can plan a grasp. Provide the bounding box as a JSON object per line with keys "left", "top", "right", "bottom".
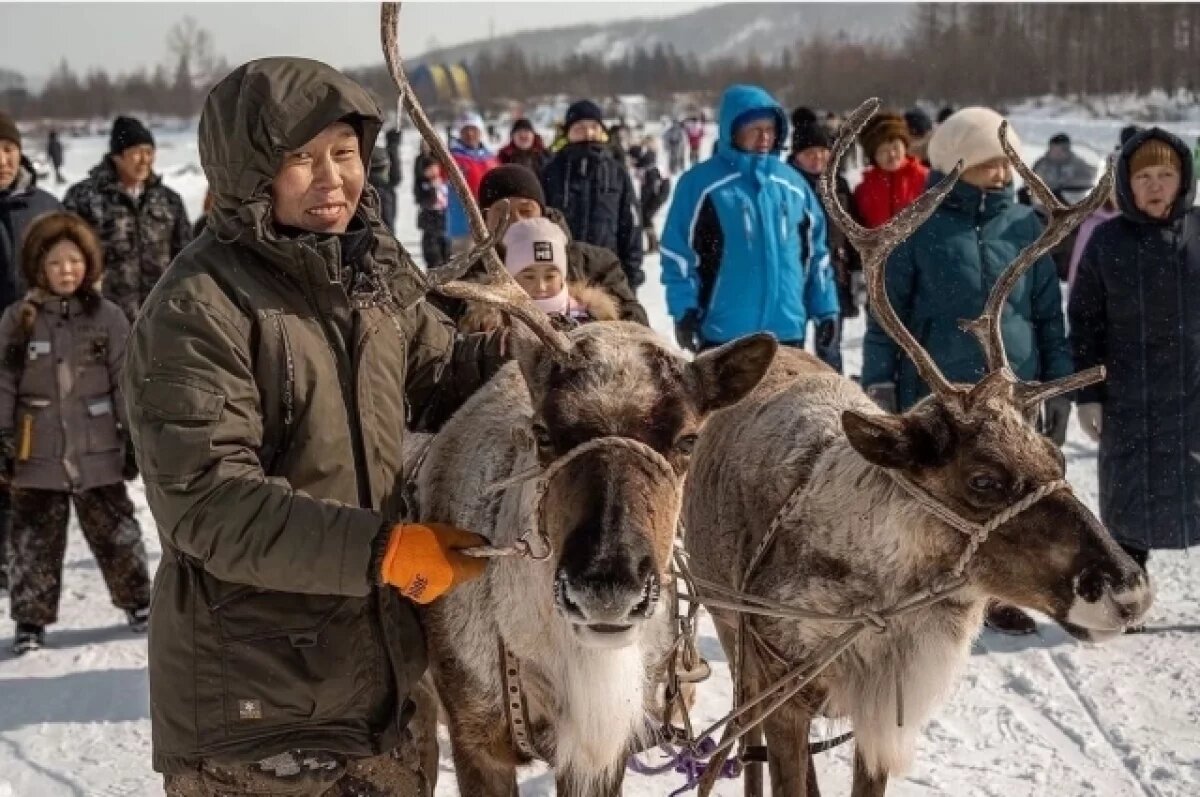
{"left": 479, "top": 164, "right": 545, "bottom": 210}
{"left": 0, "top": 112, "right": 20, "bottom": 149}
{"left": 927, "top": 107, "right": 1020, "bottom": 174}
{"left": 15, "top": 212, "right": 104, "bottom": 341}
{"left": 110, "top": 115, "right": 154, "bottom": 155}
{"left": 1129, "top": 138, "right": 1182, "bottom": 175}
{"left": 859, "top": 112, "right": 910, "bottom": 164}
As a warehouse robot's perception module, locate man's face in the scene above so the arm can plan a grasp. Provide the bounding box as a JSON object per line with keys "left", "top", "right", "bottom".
{"left": 271, "top": 121, "right": 364, "bottom": 234}
{"left": 0, "top": 139, "right": 18, "bottom": 191}
{"left": 512, "top": 129, "right": 535, "bottom": 150}
{"left": 112, "top": 144, "right": 155, "bottom": 186}
{"left": 567, "top": 120, "right": 604, "bottom": 144}
{"left": 794, "top": 146, "right": 830, "bottom": 176}
{"left": 485, "top": 196, "right": 542, "bottom": 230}
{"left": 734, "top": 119, "right": 777, "bottom": 154}
{"left": 460, "top": 125, "right": 482, "bottom": 148}
{"left": 1130, "top": 165, "right": 1181, "bottom": 220}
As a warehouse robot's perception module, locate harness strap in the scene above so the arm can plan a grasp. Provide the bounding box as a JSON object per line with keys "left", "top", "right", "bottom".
{"left": 499, "top": 638, "right": 538, "bottom": 760}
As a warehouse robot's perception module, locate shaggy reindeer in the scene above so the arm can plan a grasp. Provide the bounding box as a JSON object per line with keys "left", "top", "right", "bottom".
{"left": 379, "top": 5, "right": 778, "bottom": 794}
{"left": 683, "top": 101, "right": 1153, "bottom": 797}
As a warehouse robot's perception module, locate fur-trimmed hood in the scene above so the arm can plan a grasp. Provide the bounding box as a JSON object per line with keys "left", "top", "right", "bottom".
{"left": 458, "top": 281, "right": 621, "bottom": 334}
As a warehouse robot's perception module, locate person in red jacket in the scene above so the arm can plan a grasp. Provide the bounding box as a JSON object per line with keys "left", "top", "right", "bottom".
{"left": 447, "top": 112, "right": 499, "bottom": 253}
{"left": 853, "top": 111, "right": 929, "bottom": 229}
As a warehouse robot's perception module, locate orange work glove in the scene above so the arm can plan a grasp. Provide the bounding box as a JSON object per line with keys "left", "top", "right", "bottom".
{"left": 379, "top": 523, "right": 490, "bottom": 604}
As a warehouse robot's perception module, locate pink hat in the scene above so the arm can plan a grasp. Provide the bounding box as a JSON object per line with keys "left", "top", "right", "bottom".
{"left": 503, "top": 218, "right": 570, "bottom": 315}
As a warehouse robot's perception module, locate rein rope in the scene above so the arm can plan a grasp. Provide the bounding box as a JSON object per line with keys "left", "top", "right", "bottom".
{"left": 655, "top": 468, "right": 1070, "bottom": 796}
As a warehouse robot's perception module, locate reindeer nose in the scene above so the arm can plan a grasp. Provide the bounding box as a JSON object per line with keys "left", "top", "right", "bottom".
{"left": 555, "top": 565, "right": 660, "bottom": 625}
{"left": 1073, "top": 564, "right": 1154, "bottom": 629}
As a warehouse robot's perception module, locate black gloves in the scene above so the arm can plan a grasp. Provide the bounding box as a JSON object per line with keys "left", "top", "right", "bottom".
{"left": 119, "top": 429, "right": 140, "bottom": 482}
{"left": 674, "top": 309, "right": 702, "bottom": 353}
{"left": 815, "top": 317, "right": 838, "bottom": 349}
{"left": 1039, "top": 395, "right": 1073, "bottom": 447}
{"left": 0, "top": 429, "right": 14, "bottom": 477}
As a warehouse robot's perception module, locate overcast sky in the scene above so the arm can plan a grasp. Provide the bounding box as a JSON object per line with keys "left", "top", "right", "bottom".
{"left": 1, "top": 2, "right": 715, "bottom": 82}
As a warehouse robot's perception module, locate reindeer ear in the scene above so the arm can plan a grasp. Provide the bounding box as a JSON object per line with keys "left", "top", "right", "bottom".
{"left": 689, "top": 333, "right": 778, "bottom": 414}
{"left": 842, "top": 410, "right": 915, "bottom": 469}
{"left": 842, "top": 408, "right": 953, "bottom": 470}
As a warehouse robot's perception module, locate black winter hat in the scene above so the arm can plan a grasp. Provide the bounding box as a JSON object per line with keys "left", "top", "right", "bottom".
{"left": 564, "top": 100, "right": 604, "bottom": 132}
{"left": 904, "top": 107, "right": 933, "bottom": 137}
{"left": 790, "top": 106, "right": 831, "bottom": 152}
{"left": 1049, "top": 132, "right": 1071, "bottom": 147}
{"left": 0, "top": 112, "right": 20, "bottom": 148}
{"left": 110, "top": 115, "right": 155, "bottom": 155}
{"left": 479, "top": 164, "right": 546, "bottom": 211}
{"left": 510, "top": 117, "right": 535, "bottom": 135}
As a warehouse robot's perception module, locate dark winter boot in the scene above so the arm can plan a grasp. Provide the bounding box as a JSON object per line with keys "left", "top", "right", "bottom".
{"left": 984, "top": 601, "right": 1037, "bottom": 635}
{"left": 13, "top": 622, "right": 45, "bottom": 655}
{"left": 126, "top": 606, "right": 150, "bottom": 633}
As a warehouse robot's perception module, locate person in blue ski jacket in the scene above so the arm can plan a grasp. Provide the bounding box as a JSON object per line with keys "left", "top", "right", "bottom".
{"left": 660, "top": 84, "right": 839, "bottom": 357}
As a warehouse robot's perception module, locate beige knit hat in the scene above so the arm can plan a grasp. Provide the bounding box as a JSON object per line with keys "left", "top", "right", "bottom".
{"left": 928, "top": 107, "right": 1021, "bottom": 174}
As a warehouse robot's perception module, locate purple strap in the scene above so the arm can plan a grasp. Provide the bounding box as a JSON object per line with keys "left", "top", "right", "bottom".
{"left": 627, "top": 736, "right": 744, "bottom": 795}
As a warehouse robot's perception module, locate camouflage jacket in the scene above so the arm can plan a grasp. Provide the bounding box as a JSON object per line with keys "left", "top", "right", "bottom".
{"left": 63, "top": 158, "right": 191, "bottom": 321}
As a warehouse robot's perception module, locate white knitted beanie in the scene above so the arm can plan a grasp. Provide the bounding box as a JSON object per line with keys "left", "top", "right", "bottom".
{"left": 928, "top": 107, "right": 1021, "bottom": 174}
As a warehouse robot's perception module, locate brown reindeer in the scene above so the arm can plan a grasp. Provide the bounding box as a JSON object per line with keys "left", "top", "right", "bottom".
{"left": 682, "top": 100, "right": 1153, "bottom": 797}
{"left": 379, "top": 5, "right": 778, "bottom": 794}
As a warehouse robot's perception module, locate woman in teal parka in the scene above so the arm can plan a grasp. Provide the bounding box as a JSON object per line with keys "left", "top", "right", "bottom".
{"left": 860, "top": 107, "right": 1076, "bottom": 635}
{"left": 862, "top": 107, "right": 1074, "bottom": 417}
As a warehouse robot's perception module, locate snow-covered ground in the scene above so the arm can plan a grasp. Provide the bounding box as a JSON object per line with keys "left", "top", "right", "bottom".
{"left": 1, "top": 116, "right": 1198, "bottom": 797}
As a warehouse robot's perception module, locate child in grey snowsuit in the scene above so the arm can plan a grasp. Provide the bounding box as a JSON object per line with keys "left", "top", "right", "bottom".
{"left": 0, "top": 212, "right": 150, "bottom": 655}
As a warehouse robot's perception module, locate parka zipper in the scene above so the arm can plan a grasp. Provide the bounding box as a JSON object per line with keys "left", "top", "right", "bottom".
{"left": 297, "top": 242, "right": 373, "bottom": 510}
{"left": 302, "top": 249, "right": 397, "bottom": 734}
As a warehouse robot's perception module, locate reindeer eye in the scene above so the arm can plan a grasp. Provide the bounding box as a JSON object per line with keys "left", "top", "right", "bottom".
{"left": 968, "top": 473, "right": 1002, "bottom": 493}
{"left": 675, "top": 434, "right": 699, "bottom": 455}
{"left": 531, "top": 422, "right": 553, "bottom": 451}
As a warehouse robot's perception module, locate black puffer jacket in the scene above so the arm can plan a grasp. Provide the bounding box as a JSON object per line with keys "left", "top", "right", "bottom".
{"left": 0, "top": 156, "right": 62, "bottom": 310}
{"left": 1069, "top": 127, "right": 1200, "bottom": 551}
{"left": 542, "top": 141, "right": 644, "bottom": 289}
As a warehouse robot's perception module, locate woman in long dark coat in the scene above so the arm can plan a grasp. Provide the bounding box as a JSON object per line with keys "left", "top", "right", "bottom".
{"left": 1070, "top": 127, "right": 1200, "bottom": 577}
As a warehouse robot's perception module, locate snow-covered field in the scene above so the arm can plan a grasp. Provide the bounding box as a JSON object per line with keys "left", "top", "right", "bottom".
{"left": 1, "top": 115, "right": 1198, "bottom": 797}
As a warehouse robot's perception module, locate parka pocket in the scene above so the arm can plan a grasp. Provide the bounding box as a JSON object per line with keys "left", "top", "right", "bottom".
{"left": 212, "top": 589, "right": 372, "bottom": 730}
{"left": 84, "top": 395, "right": 122, "bottom": 453}
{"left": 135, "top": 377, "right": 224, "bottom": 484}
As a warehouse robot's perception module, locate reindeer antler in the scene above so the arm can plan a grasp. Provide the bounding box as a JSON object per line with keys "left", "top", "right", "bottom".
{"left": 960, "top": 121, "right": 1111, "bottom": 408}
{"left": 380, "top": 2, "right": 574, "bottom": 361}
{"left": 820, "top": 98, "right": 964, "bottom": 401}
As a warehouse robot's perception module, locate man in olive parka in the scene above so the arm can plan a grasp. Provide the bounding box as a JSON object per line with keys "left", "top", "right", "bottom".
{"left": 124, "top": 57, "right": 506, "bottom": 795}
